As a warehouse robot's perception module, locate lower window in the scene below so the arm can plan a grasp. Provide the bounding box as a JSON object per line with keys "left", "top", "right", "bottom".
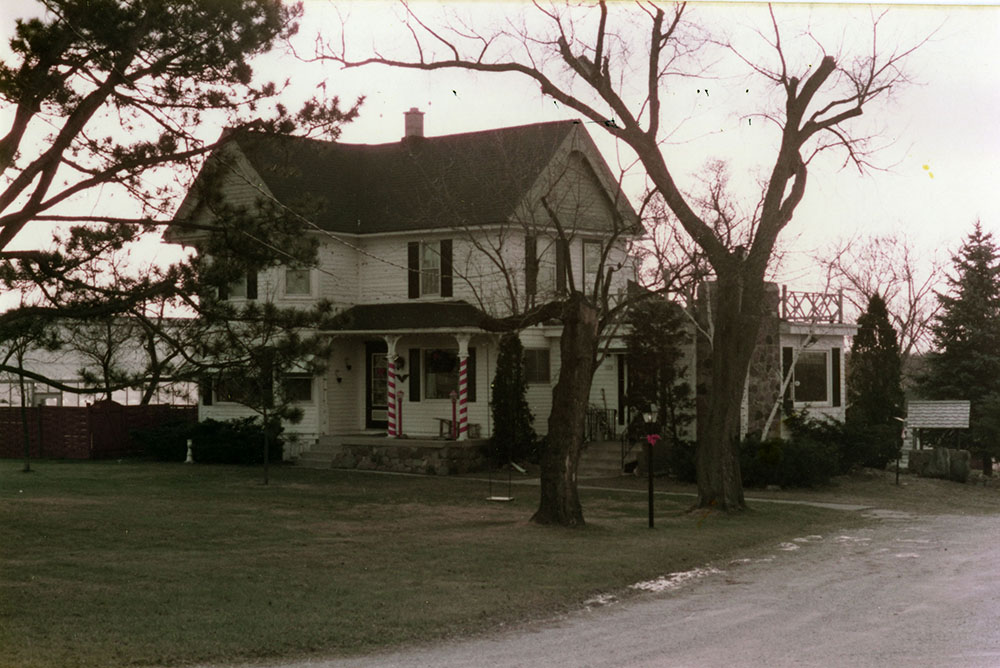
{"left": 793, "top": 351, "right": 828, "bottom": 403}
{"left": 282, "top": 374, "right": 314, "bottom": 403}
{"left": 424, "top": 349, "right": 458, "bottom": 399}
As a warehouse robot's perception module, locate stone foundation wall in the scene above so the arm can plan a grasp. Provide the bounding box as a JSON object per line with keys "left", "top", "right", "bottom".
{"left": 907, "top": 447, "right": 971, "bottom": 483}
{"left": 331, "top": 439, "right": 489, "bottom": 476}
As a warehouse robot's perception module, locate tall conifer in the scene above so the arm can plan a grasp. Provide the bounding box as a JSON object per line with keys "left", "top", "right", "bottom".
{"left": 922, "top": 222, "right": 1000, "bottom": 472}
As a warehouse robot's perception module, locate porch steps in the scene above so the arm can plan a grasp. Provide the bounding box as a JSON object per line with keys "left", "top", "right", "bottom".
{"left": 296, "top": 437, "right": 341, "bottom": 469}
{"left": 577, "top": 440, "right": 626, "bottom": 479}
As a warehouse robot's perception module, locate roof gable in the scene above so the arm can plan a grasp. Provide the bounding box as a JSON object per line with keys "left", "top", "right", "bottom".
{"left": 181, "top": 120, "right": 638, "bottom": 236}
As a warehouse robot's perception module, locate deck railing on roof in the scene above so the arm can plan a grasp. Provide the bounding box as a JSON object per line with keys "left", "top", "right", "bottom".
{"left": 780, "top": 286, "right": 843, "bottom": 324}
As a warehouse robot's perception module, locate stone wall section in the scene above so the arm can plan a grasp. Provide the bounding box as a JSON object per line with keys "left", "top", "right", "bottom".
{"left": 331, "top": 439, "right": 488, "bottom": 476}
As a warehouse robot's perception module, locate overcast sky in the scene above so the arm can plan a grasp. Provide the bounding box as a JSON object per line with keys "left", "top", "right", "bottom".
{"left": 2, "top": 1, "right": 998, "bottom": 292}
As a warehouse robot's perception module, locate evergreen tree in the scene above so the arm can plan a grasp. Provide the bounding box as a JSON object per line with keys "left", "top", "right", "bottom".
{"left": 845, "top": 293, "right": 904, "bottom": 468}
{"left": 490, "top": 333, "right": 536, "bottom": 464}
{"left": 624, "top": 297, "right": 694, "bottom": 449}
{"left": 848, "top": 293, "right": 904, "bottom": 425}
{"left": 921, "top": 222, "right": 1000, "bottom": 472}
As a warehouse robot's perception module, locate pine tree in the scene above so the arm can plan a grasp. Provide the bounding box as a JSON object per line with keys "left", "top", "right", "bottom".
{"left": 490, "top": 333, "right": 536, "bottom": 464}
{"left": 845, "top": 293, "right": 904, "bottom": 468}
{"left": 848, "top": 293, "right": 904, "bottom": 426}
{"left": 922, "top": 222, "right": 1000, "bottom": 472}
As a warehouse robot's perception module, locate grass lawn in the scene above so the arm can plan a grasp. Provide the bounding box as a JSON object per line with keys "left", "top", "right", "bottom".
{"left": 1, "top": 461, "right": 868, "bottom": 668}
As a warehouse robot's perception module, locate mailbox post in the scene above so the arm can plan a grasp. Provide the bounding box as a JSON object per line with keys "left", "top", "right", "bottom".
{"left": 643, "top": 410, "right": 659, "bottom": 529}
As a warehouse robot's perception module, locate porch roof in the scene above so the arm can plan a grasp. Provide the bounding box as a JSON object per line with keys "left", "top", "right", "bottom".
{"left": 321, "top": 300, "right": 489, "bottom": 333}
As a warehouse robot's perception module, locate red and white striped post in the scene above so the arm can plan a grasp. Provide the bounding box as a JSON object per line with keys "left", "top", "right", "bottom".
{"left": 456, "top": 334, "right": 470, "bottom": 441}
{"left": 385, "top": 335, "right": 400, "bottom": 438}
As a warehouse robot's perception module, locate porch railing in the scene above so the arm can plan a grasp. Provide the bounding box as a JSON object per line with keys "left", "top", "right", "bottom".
{"left": 584, "top": 407, "right": 617, "bottom": 443}
{"left": 781, "top": 286, "right": 843, "bottom": 323}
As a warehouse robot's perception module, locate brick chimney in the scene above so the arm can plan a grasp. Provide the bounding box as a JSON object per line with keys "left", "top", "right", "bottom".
{"left": 403, "top": 107, "right": 424, "bottom": 139}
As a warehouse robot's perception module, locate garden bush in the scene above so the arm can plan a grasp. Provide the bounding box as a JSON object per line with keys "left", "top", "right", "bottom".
{"left": 786, "top": 411, "right": 900, "bottom": 474}
{"left": 664, "top": 438, "right": 697, "bottom": 483}
{"left": 135, "top": 417, "right": 283, "bottom": 464}
{"left": 740, "top": 434, "right": 839, "bottom": 489}
{"left": 133, "top": 420, "right": 194, "bottom": 462}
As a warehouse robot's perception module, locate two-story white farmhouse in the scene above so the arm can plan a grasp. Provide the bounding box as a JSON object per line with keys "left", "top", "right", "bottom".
{"left": 169, "top": 110, "right": 641, "bottom": 465}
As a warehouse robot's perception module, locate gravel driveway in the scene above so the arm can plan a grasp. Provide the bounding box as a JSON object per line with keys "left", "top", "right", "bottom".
{"left": 225, "top": 508, "right": 1000, "bottom": 668}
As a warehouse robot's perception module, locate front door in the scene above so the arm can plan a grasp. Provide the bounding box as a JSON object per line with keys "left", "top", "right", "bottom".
{"left": 365, "top": 340, "right": 388, "bottom": 429}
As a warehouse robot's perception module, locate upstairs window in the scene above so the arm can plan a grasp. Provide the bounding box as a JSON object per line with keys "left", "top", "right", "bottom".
{"left": 408, "top": 240, "right": 453, "bottom": 298}
{"left": 526, "top": 236, "right": 557, "bottom": 301}
{"left": 583, "top": 240, "right": 603, "bottom": 296}
{"left": 420, "top": 243, "right": 440, "bottom": 295}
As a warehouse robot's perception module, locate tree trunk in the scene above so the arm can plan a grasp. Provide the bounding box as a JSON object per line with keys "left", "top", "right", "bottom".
{"left": 532, "top": 294, "right": 599, "bottom": 527}
{"left": 695, "top": 273, "right": 766, "bottom": 511}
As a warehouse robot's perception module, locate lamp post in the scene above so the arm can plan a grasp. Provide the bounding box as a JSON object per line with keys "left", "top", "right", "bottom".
{"left": 643, "top": 410, "right": 659, "bottom": 529}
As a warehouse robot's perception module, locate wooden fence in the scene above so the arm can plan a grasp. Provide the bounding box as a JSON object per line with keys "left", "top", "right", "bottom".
{"left": 0, "top": 402, "right": 197, "bottom": 460}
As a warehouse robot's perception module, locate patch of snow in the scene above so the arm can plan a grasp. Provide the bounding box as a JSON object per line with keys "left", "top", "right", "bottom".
{"left": 730, "top": 558, "right": 753, "bottom": 565}
{"left": 793, "top": 535, "right": 823, "bottom": 543}
{"left": 894, "top": 553, "right": 920, "bottom": 559}
{"left": 835, "top": 535, "right": 872, "bottom": 544}
{"left": 584, "top": 593, "right": 618, "bottom": 608}
{"left": 630, "top": 567, "right": 723, "bottom": 593}
{"left": 778, "top": 542, "right": 801, "bottom": 551}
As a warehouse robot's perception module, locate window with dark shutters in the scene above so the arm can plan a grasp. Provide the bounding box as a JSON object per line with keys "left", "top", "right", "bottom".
{"left": 407, "top": 242, "right": 420, "bottom": 298}
{"left": 440, "top": 239, "right": 453, "bottom": 298}
{"left": 831, "top": 347, "right": 841, "bottom": 407}
{"left": 245, "top": 270, "right": 258, "bottom": 300}
{"left": 525, "top": 235, "right": 538, "bottom": 297}
{"left": 409, "top": 348, "right": 421, "bottom": 401}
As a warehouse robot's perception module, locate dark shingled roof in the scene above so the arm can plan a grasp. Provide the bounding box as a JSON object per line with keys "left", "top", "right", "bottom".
{"left": 323, "top": 301, "right": 488, "bottom": 331}
{"left": 232, "top": 120, "right": 583, "bottom": 235}
{"left": 906, "top": 400, "right": 971, "bottom": 429}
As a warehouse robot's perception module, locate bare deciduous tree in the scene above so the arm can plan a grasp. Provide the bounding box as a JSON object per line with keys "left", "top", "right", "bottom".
{"left": 323, "top": 1, "right": 924, "bottom": 511}
{"left": 818, "top": 232, "right": 942, "bottom": 375}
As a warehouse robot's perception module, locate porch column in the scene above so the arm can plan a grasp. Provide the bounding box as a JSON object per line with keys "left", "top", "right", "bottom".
{"left": 385, "top": 335, "right": 401, "bottom": 438}
{"left": 455, "top": 334, "right": 470, "bottom": 441}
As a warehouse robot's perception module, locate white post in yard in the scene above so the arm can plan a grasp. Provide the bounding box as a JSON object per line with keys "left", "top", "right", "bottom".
{"left": 185, "top": 439, "right": 194, "bottom": 464}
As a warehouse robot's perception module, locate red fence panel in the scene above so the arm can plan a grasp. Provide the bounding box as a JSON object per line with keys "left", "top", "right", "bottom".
{"left": 0, "top": 404, "right": 197, "bottom": 460}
